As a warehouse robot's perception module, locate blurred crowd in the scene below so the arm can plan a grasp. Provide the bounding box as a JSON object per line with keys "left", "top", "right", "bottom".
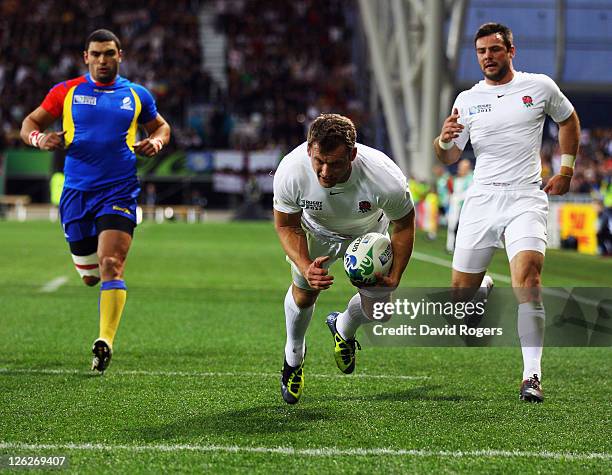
{"left": 0, "top": 0, "right": 363, "bottom": 152}
{"left": 541, "top": 126, "right": 612, "bottom": 197}
{"left": 0, "top": 0, "right": 211, "bottom": 147}
{"left": 212, "top": 0, "right": 364, "bottom": 149}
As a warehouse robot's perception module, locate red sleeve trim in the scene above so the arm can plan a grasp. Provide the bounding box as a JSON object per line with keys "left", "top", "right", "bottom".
{"left": 40, "top": 76, "right": 87, "bottom": 118}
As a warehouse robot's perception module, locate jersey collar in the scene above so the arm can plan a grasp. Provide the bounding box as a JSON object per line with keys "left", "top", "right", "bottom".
{"left": 479, "top": 71, "right": 520, "bottom": 91}
{"left": 86, "top": 73, "right": 120, "bottom": 87}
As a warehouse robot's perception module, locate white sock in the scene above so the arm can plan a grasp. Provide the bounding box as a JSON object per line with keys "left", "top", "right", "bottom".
{"left": 518, "top": 301, "right": 545, "bottom": 380}
{"left": 336, "top": 293, "right": 371, "bottom": 340}
{"left": 284, "top": 286, "right": 314, "bottom": 367}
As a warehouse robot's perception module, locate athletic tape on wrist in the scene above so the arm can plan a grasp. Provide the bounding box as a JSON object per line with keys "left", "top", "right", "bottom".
{"left": 29, "top": 130, "right": 45, "bottom": 148}
{"left": 560, "top": 154, "right": 576, "bottom": 168}
{"left": 438, "top": 138, "right": 454, "bottom": 150}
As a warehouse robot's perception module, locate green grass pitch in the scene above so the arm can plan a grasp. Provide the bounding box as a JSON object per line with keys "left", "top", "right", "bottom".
{"left": 0, "top": 220, "right": 610, "bottom": 473}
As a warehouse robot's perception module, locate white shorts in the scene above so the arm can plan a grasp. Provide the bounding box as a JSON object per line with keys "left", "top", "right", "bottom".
{"left": 288, "top": 230, "right": 395, "bottom": 298}
{"left": 452, "top": 184, "right": 548, "bottom": 274}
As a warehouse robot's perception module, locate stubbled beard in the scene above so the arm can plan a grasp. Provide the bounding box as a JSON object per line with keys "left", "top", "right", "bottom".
{"left": 483, "top": 62, "right": 510, "bottom": 82}
{"left": 95, "top": 66, "right": 117, "bottom": 83}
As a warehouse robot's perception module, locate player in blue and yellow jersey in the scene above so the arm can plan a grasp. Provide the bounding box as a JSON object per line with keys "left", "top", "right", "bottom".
{"left": 20, "top": 29, "right": 171, "bottom": 374}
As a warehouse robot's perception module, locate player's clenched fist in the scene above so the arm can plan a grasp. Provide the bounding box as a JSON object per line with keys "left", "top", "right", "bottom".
{"left": 134, "top": 137, "right": 163, "bottom": 157}
{"left": 302, "top": 256, "right": 334, "bottom": 290}
{"left": 439, "top": 108, "right": 464, "bottom": 143}
{"left": 31, "top": 130, "right": 66, "bottom": 150}
{"left": 543, "top": 174, "right": 572, "bottom": 195}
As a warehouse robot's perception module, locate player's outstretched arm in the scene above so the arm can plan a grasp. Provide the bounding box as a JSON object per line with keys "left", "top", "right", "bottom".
{"left": 273, "top": 209, "right": 333, "bottom": 290}
{"left": 376, "top": 208, "right": 415, "bottom": 288}
{"left": 20, "top": 107, "right": 65, "bottom": 150}
{"left": 433, "top": 108, "right": 463, "bottom": 165}
{"left": 134, "top": 113, "right": 171, "bottom": 157}
{"left": 544, "top": 111, "right": 580, "bottom": 195}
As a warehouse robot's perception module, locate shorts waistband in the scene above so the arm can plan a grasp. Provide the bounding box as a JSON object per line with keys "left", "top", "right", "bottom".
{"left": 471, "top": 182, "right": 542, "bottom": 192}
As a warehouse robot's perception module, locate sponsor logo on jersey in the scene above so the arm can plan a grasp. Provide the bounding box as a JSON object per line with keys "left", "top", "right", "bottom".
{"left": 112, "top": 205, "right": 132, "bottom": 215}
{"left": 468, "top": 104, "right": 492, "bottom": 115}
{"left": 94, "top": 89, "right": 115, "bottom": 93}
{"left": 358, "top": 201, "right": 372, "bottom": 213}
{"left": 120, "top": 96, "right": 134, "bottom": 111}
{"left": 73, "top": 95, "right": 97, "bottom": 106}
{"left": 522, "top": 95, "right": 534, "bottom": 108}
{"left": 299, "top": 199, "right": 322, "bottom": 211}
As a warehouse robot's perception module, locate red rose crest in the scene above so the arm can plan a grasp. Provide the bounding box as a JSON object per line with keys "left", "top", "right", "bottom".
{"left": 522, "top": 95, "right": 534, "bottom": 108}
{"left": 358, "top": 201, "right": 372, "bottom": 213}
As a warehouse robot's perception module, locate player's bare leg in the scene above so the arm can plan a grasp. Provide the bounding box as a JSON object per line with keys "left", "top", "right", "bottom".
{"left": 510, "top": 250, "right": 545, "bottom": 402}
{"left": 281, "top": 284, "right": 318, "bottom": 404}
{"left": 292, "top": 284, "right": 319, "bottom": 308}
{"left": 91, "top": 229, "right": 132, "bottom": 373}
{"left": 450, "top": 268, "right": 495, "bottom": 329}
{"left": 451, "top": 269, "right": 491, "bottom": 301}
{"left": 451, "top": 269, "right": 486, "bottom": 289}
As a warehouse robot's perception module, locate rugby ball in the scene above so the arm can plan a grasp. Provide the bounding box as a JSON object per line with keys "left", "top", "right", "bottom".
{"left": 344, "top": 233, "right": 393, "bottom": 284}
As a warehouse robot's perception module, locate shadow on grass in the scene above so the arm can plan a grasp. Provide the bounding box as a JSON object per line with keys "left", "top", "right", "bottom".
{"left": 310, "top": 384, "right": 474, "bottom": 403}
{"left": 132, "top": 405, "right": 331, "bottom": 440}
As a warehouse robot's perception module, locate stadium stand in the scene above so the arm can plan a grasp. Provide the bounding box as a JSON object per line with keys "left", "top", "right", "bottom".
{"left": 216, "top": 0, "right": 363, "bottom": 149}
{"left": 0, "top": 0, "right": 211, "bottom": 147}
{"left": 0, "top": 0, "right": 610, "bottom": 227}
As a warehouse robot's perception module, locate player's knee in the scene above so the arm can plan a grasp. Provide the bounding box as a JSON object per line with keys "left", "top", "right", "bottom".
{"left": 450, "top": 282, "right": 478, "bottom": 302}
{"left": 516, "top": 270, "right": 541, "bottom": 289}
{"left": 82, "top": 275, "right": 100, "bottom": 287}
{"left": 513, "top": 258, "right": 542, "bottom": 288}
{"left": 526, "top": 273, "right": 541, "bottom": 288}
{"left": 295, "top": 294, "right": 317, "bottom": 308}
{"left": 451, "top": 275, "right": 473, "bottom": 293}
{"left": 451, "top": 271, "right": 485, "bottom": 298}
{"left": 451, "top": 276, "right": 463, "bottom": 289}
{"left": 292, "top": 287, "right": 318, "bottom": 308}
{"left": 99, "top": 255, "right": 124, "bottom": 275}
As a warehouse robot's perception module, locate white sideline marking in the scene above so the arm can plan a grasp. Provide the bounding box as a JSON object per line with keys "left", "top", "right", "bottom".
{"left": 411, "top": 251, "right": 603, "bottom": 307}
{"left": 0, "top": 368, "right": 429, "bottom": 381}
{"left": 39, "top": 276, "right": 69, "bottom": 293}
{"left": 0, "top": 442, "right": 609, "bottom": 461}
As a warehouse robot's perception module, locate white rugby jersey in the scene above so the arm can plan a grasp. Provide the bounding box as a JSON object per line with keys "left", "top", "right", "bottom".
{"left": 451, "top": 71, "right": 574, "bottom": 186}
{"left": 273, "top": 142, "right": 414, "bottom": 240}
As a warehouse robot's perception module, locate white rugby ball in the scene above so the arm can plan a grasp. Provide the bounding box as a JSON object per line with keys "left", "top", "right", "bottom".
{"left": 344, "top": 232, "right": 393, "bottom": 284}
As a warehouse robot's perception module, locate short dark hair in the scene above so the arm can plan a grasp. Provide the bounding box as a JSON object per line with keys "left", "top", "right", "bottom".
{"left": 474, "top": 23, "right": 513, "bottom": 51}
{"left": 85, "top": 29, "right": 121, "bottom": 51}
{"left": 307, "top": 114, "right": 356, "bottom": 154}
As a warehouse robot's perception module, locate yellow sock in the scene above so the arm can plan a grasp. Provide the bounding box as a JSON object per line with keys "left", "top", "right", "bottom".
{"left": 99, "top": 280, "right": 127, "bottom": 347}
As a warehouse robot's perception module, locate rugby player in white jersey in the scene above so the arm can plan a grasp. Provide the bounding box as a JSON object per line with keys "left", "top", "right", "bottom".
{"left": 273, "top": 114, "right": 415, "bottom": 404}
{"left": 433, "top": 23, "right": 580, "bottom": 402}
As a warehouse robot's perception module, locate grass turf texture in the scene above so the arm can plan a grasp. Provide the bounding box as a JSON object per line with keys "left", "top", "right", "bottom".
{"left": 0, "top": 220, "right": 610, "bottom": 473}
